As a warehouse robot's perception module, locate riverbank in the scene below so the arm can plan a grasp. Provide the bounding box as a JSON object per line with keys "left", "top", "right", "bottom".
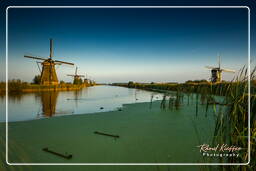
{"left": 1, "top": 100, "right": 216, "bottom": 168}
{"left": 0, "top": 80, "right": 96, "bottom": 95}
{"left": 111, "top": 81, "right": 256, "bottom": 97}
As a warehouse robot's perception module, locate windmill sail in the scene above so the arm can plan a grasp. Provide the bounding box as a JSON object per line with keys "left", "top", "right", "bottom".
{"left": 222, "top": 68, "right": 235, "bottom": 73}
{"left": 218, "top": 55, "right": 221, "bottom": 69}
{"left": 54, "top": 60, "right": 74, "bottom": 65}
{"left": 24, "top": 55, "right": 47, "bottom": 61}
{"left": 205, "top": 66, "right": 215, "bottom": 69}
{"left": 50, "top": 39, "right": 53, "bottom": 58}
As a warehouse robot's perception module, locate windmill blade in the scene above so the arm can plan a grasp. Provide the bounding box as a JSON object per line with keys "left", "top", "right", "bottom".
{"left": 54, "top": 60, "right": 74, "bottom": 65}
{"left": 24, "top": 55, "right": 47, "bottom": 61}
{"left": 75, "top": 67, "right": 78, "bottom": 75}
{"left": 221, "top": 68, "right": 235, "bottom": 73}
{"left": 218, "top": 54, "right": 221, "bottom": 69}
{"left": 77, "top": 75, "right": 85, "bottom": 77}
{"left": 50, "top": 38, "right": 53, "bottom": 58}
{"left": 67, "top": 74, "right": 75, "bottom": 76}
{"left": 52, "top": 62, "right": 62, "bottom": 65}
{"left": 205, "top": 66, "right": 215, "bottom": 69}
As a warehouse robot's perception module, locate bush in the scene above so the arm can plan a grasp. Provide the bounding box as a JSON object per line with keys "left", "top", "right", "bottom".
{"left": 33, "top": 75, "right": 41, "bottom": 84}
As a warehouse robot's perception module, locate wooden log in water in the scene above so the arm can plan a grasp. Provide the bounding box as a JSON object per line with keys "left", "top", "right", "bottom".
{"left": 207, "top": 102, "right": 230, "bottom": 106}
{"left": 94, "top": 131, "right": 120, "bottom": 138}
{"left": 42, "top": 147, "right": 72, "bottom": 159}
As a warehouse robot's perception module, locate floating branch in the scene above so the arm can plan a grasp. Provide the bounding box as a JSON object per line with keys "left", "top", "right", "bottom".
{"left": 42, "top": 147, "right": 72, "bottom": 159}
{"left": 94, "top": 131, "right": 120, "bottom": 138}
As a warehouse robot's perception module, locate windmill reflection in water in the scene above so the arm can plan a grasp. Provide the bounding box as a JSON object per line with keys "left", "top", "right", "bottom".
{"left": 37, "top": 90, "right": 83, "bottom": 118}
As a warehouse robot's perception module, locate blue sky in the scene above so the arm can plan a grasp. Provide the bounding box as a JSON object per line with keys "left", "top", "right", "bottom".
{"left": 4, "top": 7, "right": 250, "bottom": 83}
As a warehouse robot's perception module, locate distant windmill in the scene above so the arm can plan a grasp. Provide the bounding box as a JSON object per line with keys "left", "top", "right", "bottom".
{"left": 205, "top": 55, "right": 235, "bottom": 83}
{"left": 84, "top": 73, "right": 89, "bottom": 85}
{"left": 67, "top": 67, "right": 85, "bottom": 84}
{"left": 24, "top": 39, "right": 74, "bottom": 85}
{"left": 88, "top": 76, "right": 95, "bottom": 85}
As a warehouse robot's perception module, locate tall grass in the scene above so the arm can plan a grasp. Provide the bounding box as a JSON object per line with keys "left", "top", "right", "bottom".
{"left": 113, "top": 66, "right": 255, "bottom": 168}
{"left": 171, "top": 68, "right": 254, "bottom": 168}
{"left": 210, "top": 67, "right": 255, "bottom": 170}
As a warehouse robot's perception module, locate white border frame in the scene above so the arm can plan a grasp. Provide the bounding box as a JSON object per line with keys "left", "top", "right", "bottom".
{"left": 5, "top": 6, "right": 251, "bottom": 166}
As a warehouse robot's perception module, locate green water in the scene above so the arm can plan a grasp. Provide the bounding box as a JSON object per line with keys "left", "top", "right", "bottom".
{"left": 4, "top": 103, "right": 216, "bottom": 162}
{"left": 0, "top": 86, "right": 220, "bottom": 170}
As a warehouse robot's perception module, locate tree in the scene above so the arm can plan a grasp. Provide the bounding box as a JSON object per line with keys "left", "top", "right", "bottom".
{"left": 128, "top": 81, "right": 134, "bottom": 88}
{"left": 73, "top": 78, "right": 83, "bottom": 85}
{"left": 60, "top": 80, "right": 65, "bottom": 84}
{"left": 33, "top": 75, "right": 41, "bottom": 84}
{"left": 185, "top": 79, "right": 208, "bottom": 84}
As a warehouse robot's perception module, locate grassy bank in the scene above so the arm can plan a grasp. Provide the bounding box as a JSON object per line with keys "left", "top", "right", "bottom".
{"left": 0, "top": 80, "right": 95, "bottom": 95}
{"left": 112, "top": 80, "right": 256, "bottom": 97}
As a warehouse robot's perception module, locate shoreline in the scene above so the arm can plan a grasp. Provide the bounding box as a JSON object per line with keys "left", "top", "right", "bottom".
{"left": 0, "top": 84, "right": 99, "bottom": 95}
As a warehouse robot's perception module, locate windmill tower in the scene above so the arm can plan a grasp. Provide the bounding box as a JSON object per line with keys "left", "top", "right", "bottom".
{"left": 67, "top": 67, "right": 85, "bottom": 84}
{"left": 24, "top": 39, "right": 74, "bottom": 85}
{"left": 205, "top": 55, "right": 235, "bottom": 83}
{"left": 84, "top": 73, "right": 89, "bottom": 85}
{"left": 87, "top": 76, "right": 94, "bottom": 85}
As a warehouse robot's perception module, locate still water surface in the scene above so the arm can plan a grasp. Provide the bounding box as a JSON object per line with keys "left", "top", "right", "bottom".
{"left": 0, "top": 85, "right": 162, "bottom": 122}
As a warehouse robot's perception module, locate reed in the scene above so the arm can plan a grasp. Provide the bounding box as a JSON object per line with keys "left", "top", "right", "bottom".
{"left": 209, "top": 67, "right": 255, "bottom": 170}
{"left": 113, "top": 66, "right": 255, "bottom": 167}
{"left": 170, "top": 67, "right": 255, "bottom": 168}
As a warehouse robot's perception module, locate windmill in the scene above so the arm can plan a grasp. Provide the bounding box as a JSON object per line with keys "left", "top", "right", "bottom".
{"left": 87, "top": 76, "right": 95, "bottom": 85}
{"left": 83, "top": 73, "right": 89, "bottom": 85}
{"left": 67, "top": 67, "right": 85, "bottom": 84}
{"left": 205, "top": 55, "right": 235, "bottom": 83}
{"left": 24, "top": 39, "right": 74, "bottom": 85}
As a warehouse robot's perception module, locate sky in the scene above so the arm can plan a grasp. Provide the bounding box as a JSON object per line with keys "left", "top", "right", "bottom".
{"left": 4, "top": 7, "right": 250, "bottom": 83}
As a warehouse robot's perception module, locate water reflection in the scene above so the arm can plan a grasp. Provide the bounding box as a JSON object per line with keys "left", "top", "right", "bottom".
{"left": 1, "top": 86, "right": 163, "bottom": 122}
{"left": 40, "top": 91, "right": 59, "bottom": 117}
{"left": 73, "top": 90, "right": 83, "bottom": 107}
{"left": 7, "top": 92, "right": 26, "bottom": 104}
